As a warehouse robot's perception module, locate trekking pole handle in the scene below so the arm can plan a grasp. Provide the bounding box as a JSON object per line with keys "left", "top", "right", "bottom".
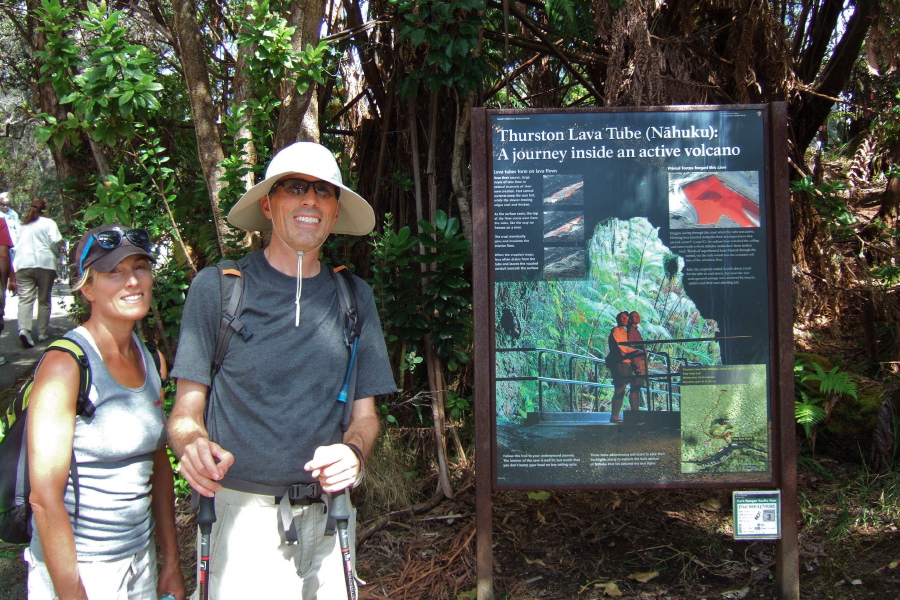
{"left": 197, "top": 494, "right": 217, "bottom": 533}
{"left": 326, "top": 489, "right": 352, "bottom": 521}
{"left": 197, "top": 494, "right": 216, "bottom": 600}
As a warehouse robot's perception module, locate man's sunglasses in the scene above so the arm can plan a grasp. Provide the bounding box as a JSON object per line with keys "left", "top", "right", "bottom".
{"left": 270, "top": 178, "right": 340, "bottom": 200}
{"left": 78, "top": 228, "right": 152, "bottom": 275}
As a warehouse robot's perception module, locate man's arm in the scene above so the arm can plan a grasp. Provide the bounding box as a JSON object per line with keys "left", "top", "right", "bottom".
{"left": 167, "top": 379, "right": 234, "bottom": 497}
{"left": 304, "top": 396, "right": 380, "bottom": 492}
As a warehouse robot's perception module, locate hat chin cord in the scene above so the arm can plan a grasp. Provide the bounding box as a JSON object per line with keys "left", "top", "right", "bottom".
{"left": 270, "top": 219, "right": 327, "bottom": 328}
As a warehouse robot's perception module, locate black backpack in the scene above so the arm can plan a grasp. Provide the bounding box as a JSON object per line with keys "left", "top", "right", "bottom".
{"left": 0, "top": 337, "right": 162, "bottom": 545}
{"left": 0, "top": 338, "right": 93, "bottom": 544}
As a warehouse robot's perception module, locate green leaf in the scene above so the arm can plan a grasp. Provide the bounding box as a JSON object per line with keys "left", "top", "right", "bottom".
{"left": 434, "top": 209, "right": 448, "bottom": 231}
{"left": 408, "top": 28, "right": 426, "bottom": 47}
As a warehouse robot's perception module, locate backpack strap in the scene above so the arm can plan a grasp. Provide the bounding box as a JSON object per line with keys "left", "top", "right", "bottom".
{"left": 36, "top": 339, "right": 93, "bottom": 528}
{"left": 143, "top": 339, "right": 163, "bottom": 379}
{"left": 328, "top": 265, "right": 360, "bottom": 433}
{"left": 43, "top": 338, "right": 94, "bottom": 419}
{"left": 213, "top": 260, "right": 250, "bottom": 376}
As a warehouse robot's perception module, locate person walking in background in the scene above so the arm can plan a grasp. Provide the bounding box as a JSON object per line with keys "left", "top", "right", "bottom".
{"left": 14, "top": 198, "right": 61, "bottom": 348}
{"left": 26, "top": 224, "right": 184, "bottom": 600}
{"left": 0, "top": 217, "right": 16, "bottom": 365}
{"left": 0, "top": 191, "right": 21, "bottom": 251}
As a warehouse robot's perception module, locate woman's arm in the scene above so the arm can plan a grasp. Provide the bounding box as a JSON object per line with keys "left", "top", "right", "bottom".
{"left": 151, "top": 353, "right": 185, "bottom": 599}
{"left": 27, "top": 352, "right": 88, "bottom": 600}
{"left": 150, "top": 447, "right": 185, "bottom": 600}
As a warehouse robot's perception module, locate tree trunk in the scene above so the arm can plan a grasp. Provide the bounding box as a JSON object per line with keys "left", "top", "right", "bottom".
{"left": 426, "top": 92, "right": 438, "bottom": 224}
{"left": 30, "top": 16, "right": 91, "bottom": 225}
{"left": 790, "top": 1, "right": 878, "bottom": 160}
{"left": 274, "top": 0, "right": 326, "bottom": 149}
{"left": 408, "top": 95, "right": 424, "bottom": 232}
{"left": 876, "top": 139, "right": 900, "bottom": 224}
{"left": 451, "top": 90, "right": 475, "bottom": 242}
{"left": 233, "top": 6, "right": 259, "bottom": 195}
{"left": 425, "top": 334, "right": 455, "bottom": 499}
{"left": 341, "top": 0, "right": 388, "bottom": 117}
{"left": 170, "top": 0, "right": 228, "bottom": 257}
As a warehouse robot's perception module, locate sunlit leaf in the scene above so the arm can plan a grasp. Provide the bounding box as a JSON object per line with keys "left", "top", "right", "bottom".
{"left": 602, "top": 581, "right": 622, "bottom": 597}
{"left": 627, "top": 571, "right": 658, "bottom": 583}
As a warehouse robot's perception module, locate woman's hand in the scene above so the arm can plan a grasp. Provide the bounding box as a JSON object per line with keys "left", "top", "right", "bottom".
{"left": 157, "top": 557, "right": 186, "bottom": 600}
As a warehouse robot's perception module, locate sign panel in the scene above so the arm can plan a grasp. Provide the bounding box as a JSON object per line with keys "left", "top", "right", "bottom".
{"left": 733, "top": 490, "right": 781, "bottom": 539}
{"left": 489, "top": 107, "right": 777, "bottom": 487}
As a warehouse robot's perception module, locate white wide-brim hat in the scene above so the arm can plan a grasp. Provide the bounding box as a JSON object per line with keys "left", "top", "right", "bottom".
{"left": 227, "top": 142, "right": 375, "bottom": 236}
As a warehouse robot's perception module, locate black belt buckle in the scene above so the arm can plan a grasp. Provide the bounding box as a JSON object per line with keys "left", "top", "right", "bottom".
{"left": 286, "top": 483, "right": 321, "bottom": 505}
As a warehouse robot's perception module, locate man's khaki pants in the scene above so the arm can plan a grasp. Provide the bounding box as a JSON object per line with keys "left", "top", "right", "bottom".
{"left": 194, "top": 487, "right": 357, "bottom": 600}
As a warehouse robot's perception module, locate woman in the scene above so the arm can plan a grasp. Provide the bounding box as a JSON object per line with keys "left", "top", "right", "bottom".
{"left": 13, "top": 198, "right": 61, "bottom": 347}
{"left": 26, "top": 224, "right": 185, "bottom": 600}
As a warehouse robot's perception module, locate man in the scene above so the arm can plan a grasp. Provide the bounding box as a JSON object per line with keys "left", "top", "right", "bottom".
{"left": 168, "top": 142, "right": 397, "bottom": 599}
{"left": 606, "top": 311, "right": 644, "bottom": 423}
{"left": 0, "top": 217, "right": 15, "bottom": 365}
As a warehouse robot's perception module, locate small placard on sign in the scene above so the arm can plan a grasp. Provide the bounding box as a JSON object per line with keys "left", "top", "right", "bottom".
{"left": 732, "top": 490, "right": 780, "bottom": 540}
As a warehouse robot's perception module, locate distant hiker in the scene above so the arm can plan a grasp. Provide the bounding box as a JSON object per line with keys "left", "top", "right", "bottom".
{"left": 0, "top": 217, "right": 14, "bottom": 365}
{"left": 606, "top": 311, "right": 645, "bottom": 422}
{"left": 0, "top": 191, "right": 21, "bottom": 256}
{"left": 14, "top": 198, "right": 61, "bottom": 347}
{"left": 168, "top": 142, "right": 397, "bottom": 599}
{"left": 26, "top": 225, "right": 184, "bottom": 600}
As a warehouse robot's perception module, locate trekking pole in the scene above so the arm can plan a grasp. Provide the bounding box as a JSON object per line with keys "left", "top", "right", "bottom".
{"left": 325, "top": 490, "right": 356, "bottom": 600}
{"left": 197, "top": 494, "right": 217, "bottom": 600}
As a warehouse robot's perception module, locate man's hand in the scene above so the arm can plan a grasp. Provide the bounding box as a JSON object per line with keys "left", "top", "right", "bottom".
{"left": 304, "top": 444, "right": 360, "bottom": 493}
{"left": 177, "top": 436, "right": 234, "bottom": 498}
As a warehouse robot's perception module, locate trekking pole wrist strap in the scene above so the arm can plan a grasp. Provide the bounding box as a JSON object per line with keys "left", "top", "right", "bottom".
{"left": 343, "top": 442, "right": 363, "bottom": 466}
{"left": 344, "top": 443, "right": 364, "bottom": 488}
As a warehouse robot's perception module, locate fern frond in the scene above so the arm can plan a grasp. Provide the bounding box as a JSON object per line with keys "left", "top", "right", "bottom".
{"left": 795, "top": 399, "right": 826, "bottom": 438}
{"left": 817, "top": 366, "right": 858, "bottom": 399}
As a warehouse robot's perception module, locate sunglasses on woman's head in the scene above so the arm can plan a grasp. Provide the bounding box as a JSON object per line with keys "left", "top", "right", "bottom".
{"left": 78, "top": 228, "right": 152, "bottom": 275}
{"left": 93, "top": 228, "right": 152, "bottom": 250}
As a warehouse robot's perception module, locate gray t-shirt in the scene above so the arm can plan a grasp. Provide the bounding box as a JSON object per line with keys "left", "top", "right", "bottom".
{"left": 171, "top": 251, "right": 397, "bottom": 486}
{"left": 31, "top": 328, "right": 165, "bottom": 561}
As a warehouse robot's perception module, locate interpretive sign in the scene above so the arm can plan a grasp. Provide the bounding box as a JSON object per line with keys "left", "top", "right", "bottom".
{"left": 471, "top": 104, "right": 796, "bottom": 600}
{"left": 477, "top": 106, "right": 789, "bottom": 488}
